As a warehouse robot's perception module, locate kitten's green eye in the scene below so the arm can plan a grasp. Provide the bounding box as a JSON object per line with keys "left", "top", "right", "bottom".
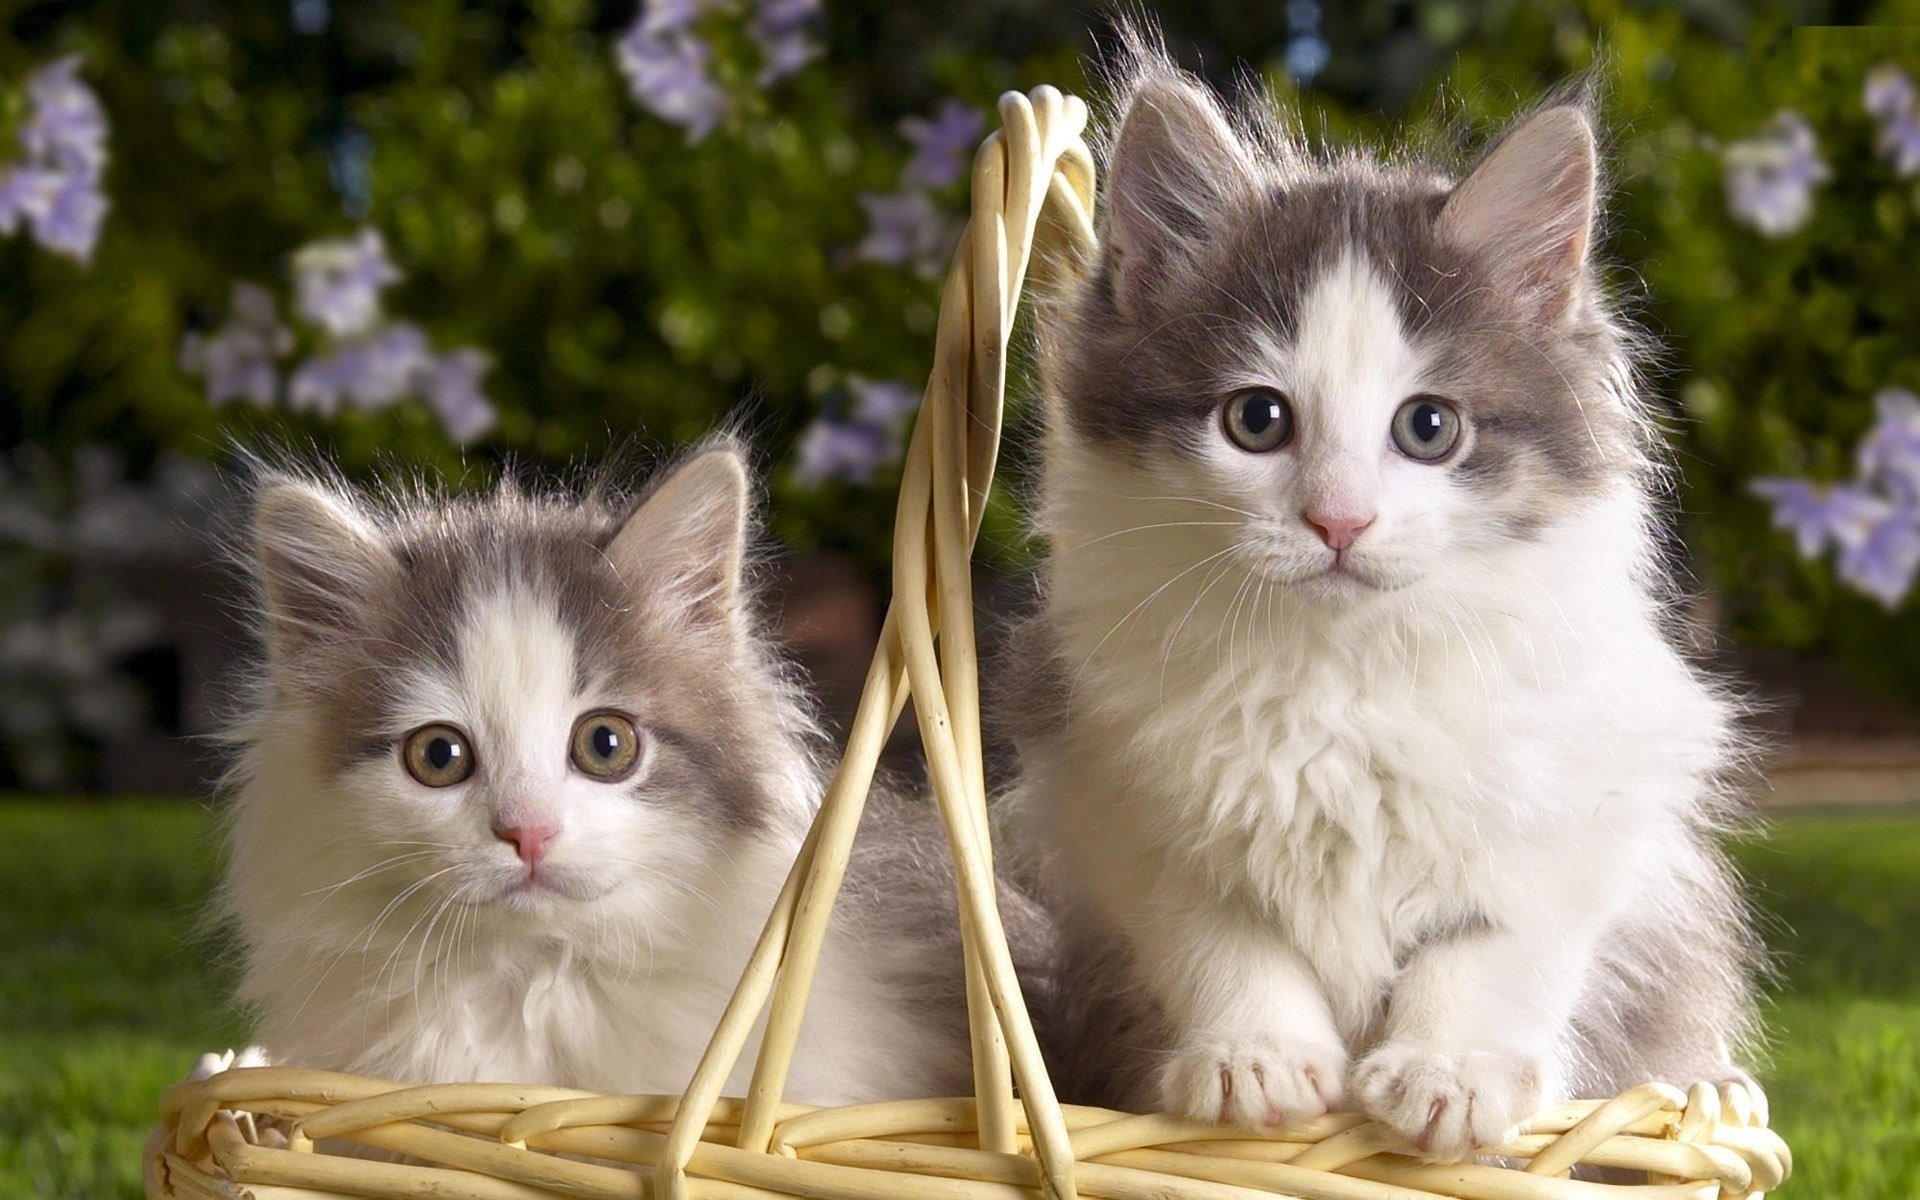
{"left": 1391, "top": 395, "right": 1463, "bottom": 462}
{"left": 1221, "top": 388, "right": 1294, "bottom": 453}
{"left": 402, "top": 724, "right": 474, "bottom": 787}
{"left": 570, "top": 711, "right": 642, "bottom": 781}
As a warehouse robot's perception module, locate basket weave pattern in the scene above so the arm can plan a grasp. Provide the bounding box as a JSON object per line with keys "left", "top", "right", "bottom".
{"left": 147, "top": 87, "right": 1792, "bottom": 1200}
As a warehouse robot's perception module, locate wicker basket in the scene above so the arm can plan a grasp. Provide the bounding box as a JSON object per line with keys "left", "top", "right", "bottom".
{"left": 146, "top": 86, "right": 1792, "bottom": 1200}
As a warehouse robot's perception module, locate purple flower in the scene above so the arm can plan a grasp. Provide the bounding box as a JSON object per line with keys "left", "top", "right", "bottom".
{"left": 751, "top": 0, "right": 821, "bottom": 83}
{"left": 1876, "top": 112, "right": 1920, "bottom": 177}
{"left": 179, "top": 283, "right": 293, "bottom": 406}
{"left": 849, "top": 378, "right": 921, "bottom": 426}
{"left": 1859, "top": 388, "right": 1920, "bottom": 505}
{"left": 794, "top": 418, "right": 900, "bottom": 486}
{"left": 419, "top": 348, "right": 495, "bottom": 443}
{"left": 287, "top": 323, "right": 431, "bottom": 415}
{"left": 1751, "top": 477, "right": 1888, "bottom": 558}
{"left": 1723, "top": 112, "right": 1829, "bottom": 237}
{"left": 0, "top": 166, "right": 61, "bottom": 237}
{"left": 22, "top": 57, "right": 108, "bottom": 177}
{"left": 293, "top": 228, "right": 402, "bottom": 337}
{"left": 286, "top": 324, "right": 491, "bottom": 441}
{"left": 617, "top": 2, "right": 729, "bottom": 141}
{"left": 1865, "top": 65, "right": 1917, "bottom": 121}
{"left": 284, "top": 353, "right": 352, "bottom": 417}
{"left": 855, "top": 189, "right": 959, "bottom": 276}
{"left": 641, "top": 0, "right": 703, "bottom": 31}
{"left": 0, "top": 56, "right": 109, "bottom": 264}
{"left": 352, "top": 324, "right": 437, "bottom": 409}
{"left": 33, "top": 170, "right": 107, "bottom": 262}
{"left": 1837, "top": 505, "right": 1920, "bottom": 609}
{"left": 900, "top": 100, "right": 984, "bottom": 189}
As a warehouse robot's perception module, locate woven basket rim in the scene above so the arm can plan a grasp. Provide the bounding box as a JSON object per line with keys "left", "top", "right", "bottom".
{"left": 151, "top": 1065, "right": 1790, "bottom": 1200}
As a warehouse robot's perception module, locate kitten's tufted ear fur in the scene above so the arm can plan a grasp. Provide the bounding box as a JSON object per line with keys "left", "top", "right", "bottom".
{"left": 608, "top": 446, "right": 751, "bottom": 638}
{"left": 1437, "top": 105, "right": 1598, "bottom": 323}
{"left": 253, "top": 478, "right": 394, "bottom": 657}
{"left": 1103, "top": 59, "right": 1260, "bottom": 317}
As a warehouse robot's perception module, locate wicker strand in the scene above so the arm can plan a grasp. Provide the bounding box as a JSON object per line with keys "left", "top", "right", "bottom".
{"left": 146, "top": 86, "right": 1791, "bottom": 1200}
{"left": 659, "top": 83, "right": 1095, "bottom": 1200}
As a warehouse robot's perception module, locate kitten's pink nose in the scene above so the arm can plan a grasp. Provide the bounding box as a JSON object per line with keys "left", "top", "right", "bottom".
{"left": 493, "top": 821, "right": 559, "bottom": 867}
{"left": 1303, "top": 508, "right": 1375, "bottom": 551}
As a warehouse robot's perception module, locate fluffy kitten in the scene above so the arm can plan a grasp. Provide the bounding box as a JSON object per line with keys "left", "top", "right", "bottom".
{"left": 223, "top": 445, "right": 1047, "bottom": 1103}
{"left": 1010, "top": 55, "right": 1758, "bottom": 1158}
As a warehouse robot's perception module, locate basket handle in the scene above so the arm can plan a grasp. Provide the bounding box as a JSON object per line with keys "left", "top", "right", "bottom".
{"left": 655, "top": 86, "right": 1097, "bottom": 1200}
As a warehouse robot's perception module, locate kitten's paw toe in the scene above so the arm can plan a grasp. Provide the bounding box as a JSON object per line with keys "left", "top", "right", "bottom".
{"left": 233, "top": 1046, "right": 274, "bottom": 1070}
{"left": 1352, "top": 1043, "right": 1545, "bottom": 1161}
{"left": 1161, "top": 1033, "right": 1349, "bottom": 1130}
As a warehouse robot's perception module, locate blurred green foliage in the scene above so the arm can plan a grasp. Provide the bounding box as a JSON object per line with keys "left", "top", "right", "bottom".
{"left": 2, "top": 0, "right": 1919, "bottom": 707}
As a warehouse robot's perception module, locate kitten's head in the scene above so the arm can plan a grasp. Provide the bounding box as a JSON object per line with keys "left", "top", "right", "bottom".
{"left": 227, "top": 445, "right": 813, "bottom": 939}
{"left": 1043, "top": 54, "right": 1647, "bottom": 609}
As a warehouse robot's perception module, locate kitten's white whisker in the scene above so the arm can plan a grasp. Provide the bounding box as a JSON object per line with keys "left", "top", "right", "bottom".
{"left": 1054, "top": 520, "right": 1240, "bottom": 557}
{"left": 282, "top": 864, "right": 463, "bottom": 1029}
{"left": 1158, "top": 548, "right": 1246, "bottom": 701}
{"left": 1072, "top": 483, "right": 1264, "bottom": 520}
{"left": 1069, "top": 544, "right": 1244, "bottom": 698}
{"left": 302, "top": 851, "right": 443, "bottom": 899}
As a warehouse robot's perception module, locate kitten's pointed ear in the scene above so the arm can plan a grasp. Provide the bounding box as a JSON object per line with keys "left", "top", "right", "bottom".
{"left": 253, "top": 478, "right": 392, "bottom": 656}
{"left": 608, "top": 447, "right": 751, "bottom": 636}
{"left": 1103, "top": 69, "right": 1258, "bottom": 316}
{"left": 1437, "top": 105, "right": 1598, "bottom": 322}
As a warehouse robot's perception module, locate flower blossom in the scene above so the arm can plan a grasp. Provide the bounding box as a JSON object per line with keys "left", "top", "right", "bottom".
{"left": 179, "top": 283, "right": 293, "bottom": 407}
{"left": 293, "top": 228, "right": 402, "bottom": 338}
{"left": 1865, "top": 65, "right": 1920, "bottom": 177}
{"left": 1751, "top": 478, "right": 1888, "bottom": 558}
{"left": 1837, "top": 505, "right": 1920, "bottom": 610}
{"left": 794, "top": 419, "right": 899, "bottom": 486}
{"left": 1723, "top": 111, "right": 1829, "bottom": 236}
{"left": 751, "top": 0, "right": 822, "bottom": 84}
{"left": 901, "top": 100, "right": 984, "bottom": 189}
{"left": 792, "top": 378, "right": 919, "bottom": 486}
{"left": 855, "top": 189, "right": 959, "bottom": 276}
{"left": 1754, "top": 388, "right": 1920, "bottom": 609}
{"left": 616, "top": 0, "right": 729, "bottom": 141}
{"left": 0, "top": 56, "right": 109, "bottom": 263}
{"left": 1858, "top": 389, "right": 1920, "bottom": 506}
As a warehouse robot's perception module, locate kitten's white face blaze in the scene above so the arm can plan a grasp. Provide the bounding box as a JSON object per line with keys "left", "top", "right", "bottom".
{"left": 337, "top": 583, "right": 696, "bottom": 916}
{"left": 1201, "top": 247, "right": 1460, "bottom": 597}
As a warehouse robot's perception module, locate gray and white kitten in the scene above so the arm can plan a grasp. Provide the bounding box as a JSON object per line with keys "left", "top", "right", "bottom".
{"left": 1009, "top": 54, "right": 1759, "bottom": 1158}
{"left": 224, "top": 444, "right": 1049, "bottom": 1103}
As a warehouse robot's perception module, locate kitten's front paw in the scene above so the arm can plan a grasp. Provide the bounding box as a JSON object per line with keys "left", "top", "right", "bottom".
{"left": 1160, "top": 1032, "right": 1348, "bottom": 1129}
{"left": 1352, "top": 1043, "right": 1545, "bottom": 1161}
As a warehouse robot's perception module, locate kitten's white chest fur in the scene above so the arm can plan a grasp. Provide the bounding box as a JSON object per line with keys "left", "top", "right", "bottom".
{"left": 1046, "top": 587, "right": 1515, "bottom": 1030}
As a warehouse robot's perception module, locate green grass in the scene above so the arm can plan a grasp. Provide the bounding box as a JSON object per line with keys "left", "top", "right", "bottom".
{"left": 0, "top": 801, "right": 243, "bottom": 1200}
{"left": 1735, "top": 816, "right": 1920, "bottom": 1197}
{"left": 1, "top": 801, "right": 1915, "bottom": 1198}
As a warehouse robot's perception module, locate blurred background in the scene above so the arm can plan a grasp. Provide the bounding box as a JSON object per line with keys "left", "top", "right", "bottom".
{"left": 3, "top": 1, "right": 1917, "bottom": 1197}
